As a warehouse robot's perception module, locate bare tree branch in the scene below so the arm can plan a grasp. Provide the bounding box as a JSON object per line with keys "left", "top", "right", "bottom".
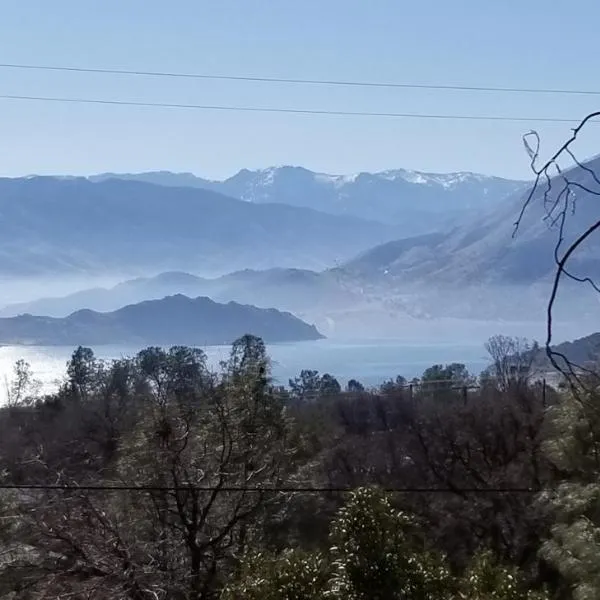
{"left": 514, "top": 111, "right": 600, "bottom": 389}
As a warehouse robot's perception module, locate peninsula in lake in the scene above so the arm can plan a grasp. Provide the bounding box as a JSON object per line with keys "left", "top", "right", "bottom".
{"left": 0, "top": 295, "right": 323, "bottom": 346}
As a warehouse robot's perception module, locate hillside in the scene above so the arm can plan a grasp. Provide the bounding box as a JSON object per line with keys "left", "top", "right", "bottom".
{"left": 341, "top": 232, "right": 448, "bottom": 279}
{"left": 6, "top": 157, "right": 599, "bottom": 332}
{"left": 547, "top": 332, "right": 600, "bottom": 367}
{"left": 0, "top": 295, "right": 323, "bottom": 346}
{"left": 90, "top": 166, "right": 525, "bottom": 233}
{"left": 325, "top": 155, "right": 600, "bottom": 326}
{"left": 341, "top": 156, "right": 600, "bottom": 287}
{"left": 0, "top": 176, "right": 401, "bottom": 277}
{"left": 0, "top": 268, "right": 358, "bottom": 318}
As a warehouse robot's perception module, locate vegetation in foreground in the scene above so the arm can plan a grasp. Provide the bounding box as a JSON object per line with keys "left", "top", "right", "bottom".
{"left": 0, "top": 334, "right": 597, "bottom": 599}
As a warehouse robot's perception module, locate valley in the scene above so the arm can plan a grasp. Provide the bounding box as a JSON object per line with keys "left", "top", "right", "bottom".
{"left": 2, "top": 156, "right": 599, "bottom": 354}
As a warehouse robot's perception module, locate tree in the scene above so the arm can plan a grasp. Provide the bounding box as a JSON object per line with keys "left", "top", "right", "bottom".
{"left": 538, "top": 386, "right": 600, "bottom": 600}
{"left": 0, "top": 337, "right": 578, "bottom": 597}
{"left": 66, "top": 345, "right": 99, "bottom": 401}
{"left": 5, "top": 359, "right": 40, "bottom": 407}
{"left": 421, "top": 363, "right": 473, "bottom": 387}
{"left": 223, "top": 550, "right": 329, "bottom": 600}
{"left": 484, "top": 335, "right": 539, "bottom": 392}
{"left": 289, "top": 370, "right": 341, "bottom": 400}
{"left": 13, "top": 336, "right": 290, "bottom": 599}
{"left": 137, "top": 344, "right": 210, "bottom": 404}
{"left": 380, "top": 375, "right": 407, "bottom": 394}
{"left": 319, "top": 373, "right": 341, "bottom": 396}
{"left": 227, "top": 489, "right": 548, "bottom": 600}
{"left": 228, "top": 488, "right": 454, "bottom": 600}
{"left": 395, "top": 380, "right": 549, "bottom": 568}
{"left": 459, "top": 550, "right": 549, "bottom": 600}
{"left": 328, "top": 487, "right": 453, "bottom": 599}
{"left": 289, "top": 369, "right": 322, "bottom": 400}
{"left": 346, "top": 379, "right": 365, "bottom": 393}
{"left": 515, "top": 114, "right": 600, "bottom": 381}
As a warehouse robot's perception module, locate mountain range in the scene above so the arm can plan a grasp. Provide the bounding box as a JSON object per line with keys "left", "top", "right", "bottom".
{"left": 343, "top": 155, "right": 600, "bottom": 288}
{"left": 0, "top": 176, "right": 402, "bottom": 277}
{"left": 89, "top": 166, "right": 525, "bottom": 233}
{"left": 5, "top": 152, "right": 600, "bottom": 327}
{"left": 5, "top": 157, "right": 600, "bottom": 339}
{"left": 0, "top": 295, "right": 323, "bottom": 346}
{"left": 0, "top": 268, "right": 359, "bottom": 319}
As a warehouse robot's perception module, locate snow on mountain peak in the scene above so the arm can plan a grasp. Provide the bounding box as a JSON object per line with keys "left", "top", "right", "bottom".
{"left": 377, "top": 169, "right": 489, "bottom": 188}
{"left": 314, "top": 172, "right": 360, "bottom": 187}
{"left": 259, "top": 166, "right": 278, "bottom": 186}
{"left": 312, "top": 168, "right": 494, "bottom": 189}
{"left": 225, "top": 165, "right": 501, "bottom": 191}
{"left": 379, "top": 170, "right": 429, "bottom": 185}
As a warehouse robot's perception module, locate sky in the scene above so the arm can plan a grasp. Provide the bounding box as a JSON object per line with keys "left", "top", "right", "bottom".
{"left": 0, "top": 0, "right": 599, "bottom": 180}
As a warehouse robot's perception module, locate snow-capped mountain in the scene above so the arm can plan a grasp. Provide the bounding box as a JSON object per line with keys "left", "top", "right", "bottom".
{"left": 344, "top": 154, "right": 600, "bottom": 288}
{"left": 91, "top": 166, "right": 526, "bottom": 235}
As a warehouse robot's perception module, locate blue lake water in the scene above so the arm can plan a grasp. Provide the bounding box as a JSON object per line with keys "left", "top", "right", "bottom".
{"left": 0, "top": 338, "right": 491, "bottom": 400}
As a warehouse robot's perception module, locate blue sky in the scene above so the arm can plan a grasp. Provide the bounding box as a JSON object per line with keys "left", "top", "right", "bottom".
{"left": 0, "top": 0, "right": 598, "bottom": 179}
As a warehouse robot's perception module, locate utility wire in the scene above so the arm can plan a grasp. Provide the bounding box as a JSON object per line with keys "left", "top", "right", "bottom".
{"left": 1, "top": 62, "right": 599, "bottom": 97}
{"left": 0, "top": 484, "right": 540, "bottom": 494}
{"left": 0, "top": 93, "right": 593, "bottom": 124}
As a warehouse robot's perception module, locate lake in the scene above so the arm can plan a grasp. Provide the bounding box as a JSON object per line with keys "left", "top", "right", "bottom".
{"left": 0, "top": 338, "right": 491, "bottom": 401}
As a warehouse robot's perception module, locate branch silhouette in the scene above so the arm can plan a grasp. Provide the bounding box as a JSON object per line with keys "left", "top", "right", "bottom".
{"left": 514, "top": 111, "right": 600, "bottom": 388}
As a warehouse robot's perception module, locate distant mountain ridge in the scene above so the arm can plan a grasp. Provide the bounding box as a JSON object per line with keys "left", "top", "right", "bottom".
{"left": 0, "top": 295, "right": 323, "bottom": 346}
{"left": 90, "top": 166, "right": 525, "bottom": 232}
{"left": 0, "top": 176, "right": 401, "bottom": 277}
{"left": 341, "top": 155, "right": 600, "bottom": 287}
{"left": 5, "top": 156, "right": 600, "bottom": 331}
{"left": 548, "top": 331, "right": 600, "bottom": 367}
{"left": 8, "top": 158, "right": 599, "bottom": 335}
{"left": 0, "top": 268, "right": 355, "bottom": 318}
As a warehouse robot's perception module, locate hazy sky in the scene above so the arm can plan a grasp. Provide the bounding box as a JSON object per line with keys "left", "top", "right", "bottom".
{"left": 1, "top": 0, "right": 599, "bottom": 180}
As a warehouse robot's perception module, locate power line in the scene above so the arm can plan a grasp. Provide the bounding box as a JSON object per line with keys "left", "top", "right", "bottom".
{"left": 0, "top": 93, "right": 592, "bottom": 124}
{"left": 0, "top": 483, "right": 540, "bottom": 494}
{"left": 1, "top": 62, "right": 599, "bottom": 97}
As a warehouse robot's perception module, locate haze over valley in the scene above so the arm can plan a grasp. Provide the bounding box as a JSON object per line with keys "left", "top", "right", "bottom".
{"left": 2, "top": 158, "right": 598, "bottom": 346}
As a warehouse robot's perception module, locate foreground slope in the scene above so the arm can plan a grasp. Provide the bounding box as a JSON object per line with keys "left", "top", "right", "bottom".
{"left": 0, "top": 176, "right": 400, "bottom": 276}
{"left": 0, "top": 295, "right": 323, "bottom": 346}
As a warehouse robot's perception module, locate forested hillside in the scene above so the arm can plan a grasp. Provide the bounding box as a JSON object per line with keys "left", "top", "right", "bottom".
{"left": 0, "top": 334, "right": 595, "bottom": 599}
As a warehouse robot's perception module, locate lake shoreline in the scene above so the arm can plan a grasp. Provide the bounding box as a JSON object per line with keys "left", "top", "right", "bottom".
{"left": 0, "top": 339, "right": 491, "bottom": 404}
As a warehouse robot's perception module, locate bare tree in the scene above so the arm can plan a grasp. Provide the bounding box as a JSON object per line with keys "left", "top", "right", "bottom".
{"left": 484, "top": 335, "right": 539, "bottom": 391}
{"left": 4, "top": 360, "right": 41, "bottom": 408}
{"left": 5, "top": 337, "right": 290, "bottom": 600}
{"left": 514, "top": 113, "right": 600, "bottom": 385}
